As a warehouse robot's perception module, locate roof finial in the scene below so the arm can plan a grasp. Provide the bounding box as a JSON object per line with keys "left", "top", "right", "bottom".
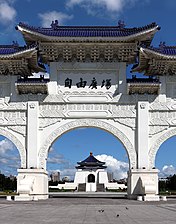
{"left": 118, "top": 20, "right": 125, "bottom": 28}
{"left": 159, "top": 41, "right": 166, "bottom": 48}
{"left": 90, "top": 152, "right": 93, "bottom": 156}
{"left": 51, "top": 20, "right": 59, "bottom": 29}
{"left": 12, "top": 41, "right": 19, "bottom": 48}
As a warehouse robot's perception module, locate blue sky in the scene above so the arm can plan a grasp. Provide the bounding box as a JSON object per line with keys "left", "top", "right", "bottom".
{"left": 0, "top": 0, "right": 176, "bottom": 179}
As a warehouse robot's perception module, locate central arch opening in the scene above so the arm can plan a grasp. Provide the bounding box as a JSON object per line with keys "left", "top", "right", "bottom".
{"left": 47, "top": 127, "right": 129, "bottom": 193}
{"left": 88, "top": 174, "right": 95, "bottom": 183}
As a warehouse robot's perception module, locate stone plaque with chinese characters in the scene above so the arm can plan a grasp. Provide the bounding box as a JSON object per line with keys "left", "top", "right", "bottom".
{"left": 57, "top": 70, "right": 118, "bottom": 94}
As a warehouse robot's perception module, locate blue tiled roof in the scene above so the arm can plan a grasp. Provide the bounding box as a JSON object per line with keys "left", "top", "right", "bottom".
{"left": 18, "top": 22, "right": 159, "bottom": 37}
{"left": 0, "top": 45, "right": 20, "bottom": 54}
{"left": 0, "top": 44, "right": 36, "bottom": 55}
{"left": 147, "top": 46, "right": 176, "bottom": 56}
{"left": 127, "top": 77, "right": 160, "bottom": 83}
{"left": 17, "top": 77, "right": 49, "bottom": 83}
{"left": 77, "top": 153, "right": 105, "bottom": 165}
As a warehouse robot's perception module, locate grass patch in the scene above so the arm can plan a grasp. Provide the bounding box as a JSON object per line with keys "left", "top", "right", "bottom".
{"left": 0, "top": 191, "right": 17, "bottom": 195}
{"left": 49, "top": 188, "right": 75, "bottom": 192}
{"left": 106, "top": 189, "right": 127, "bottom": 192}
{"left": 159, "top": 191, "right": 176, "bottom": 195}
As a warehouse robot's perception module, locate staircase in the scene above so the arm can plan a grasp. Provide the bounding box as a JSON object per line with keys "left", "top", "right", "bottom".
{"left": 96, "top": 183, "right": 105, "bottom": 192}
{"left": 78, "top": 183, "right": 86, "bottom": 192}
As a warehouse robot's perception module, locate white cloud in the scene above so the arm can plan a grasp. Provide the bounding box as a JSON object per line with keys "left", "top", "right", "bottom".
{"left": 48, "top": 154, "right": 68, "bottom": 165}
{"left": 60, "top": 168, "right": 76, "bottom": 180}
{"left": 38, "top": 11, "right": 73, "bottom": 27}
{"left": 159, "top": 165, "right": 176, "bottom": 178}
{"left": 0, "top": 138, "right": 15, "bottom": 155}
{"left": 0, "top": 157, "right": 8, "bottom": 164}
{"left": 0, "top": 138, "right": 20, "bottom": 175}
{"left": 0, "top": 0, "right": 16, "bottom": 25}
{"left": 95, "top": 154, "right": 129, "bottom": 179}
{"left": 66, "top": 0, "right": 139, "bottom": 15}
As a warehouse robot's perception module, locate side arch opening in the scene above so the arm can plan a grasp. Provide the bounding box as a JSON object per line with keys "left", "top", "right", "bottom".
{"left": 155, "top": 136, "right": 176, "bottom": 193}
{"left": 0, "top": 135, "right": 23, "bottom": 192}
{"left": 149, "top": 128, "right": 176, "bottom": 169}
{"left": 0, "top": 128, "right": 26, "bottom": 168}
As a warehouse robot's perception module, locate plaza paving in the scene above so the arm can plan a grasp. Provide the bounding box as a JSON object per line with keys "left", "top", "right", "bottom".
{"left": 0, "top": 197, "right": 176, "bottom": 224}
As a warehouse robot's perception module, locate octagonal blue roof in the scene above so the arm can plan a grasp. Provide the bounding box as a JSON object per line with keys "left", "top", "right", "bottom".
{"left": 76, "top": 152, "right": 106, "bottom": 170}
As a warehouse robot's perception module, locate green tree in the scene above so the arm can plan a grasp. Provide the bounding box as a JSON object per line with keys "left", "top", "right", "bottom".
{"left": 0, "top": 173, "right": 17, "bottom": 191}
{"left": 159, "top": 180, "right": 168, "bottom": 192}
{"left": 168, "top": 174, "right": 176, "bottom": 190}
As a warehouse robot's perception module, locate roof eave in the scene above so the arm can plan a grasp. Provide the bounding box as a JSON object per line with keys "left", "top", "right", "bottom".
{"left": 0, "top": 47, "right": 38, "bottom": 59}
{"left": 17, "top": 24, "right": 159, "bottom": 44}
{"left": 141, "top": 47, "right": 176, "bottom": 60}
{"left": 132, "top": 46, "right": 176, "bottom": 74}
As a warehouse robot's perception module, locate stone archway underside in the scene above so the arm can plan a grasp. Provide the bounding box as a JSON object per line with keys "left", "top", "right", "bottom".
{"left": 39, "top": 119, "right": 136, "bottom": 169}
{"left": 149, "top": 128, "right": 176, "bottom": 168}
{"left": 0, "top": 128, "right": 26, "bottom": 168}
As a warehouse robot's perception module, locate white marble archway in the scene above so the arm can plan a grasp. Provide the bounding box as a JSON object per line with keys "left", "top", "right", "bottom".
{"left": 0, "top": 127, "right": 26, "bottom": 168}
{"left": 39, "top": 119, "right": 136, "bottom": 169}
{"left": 149, "top": 128, "right": 176, "bottom": 168}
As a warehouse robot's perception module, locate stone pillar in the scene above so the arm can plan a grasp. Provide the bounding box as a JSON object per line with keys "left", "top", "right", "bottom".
{"left": 27, "top": 101, "right": 39, "bottom": 168}
{"left": 137, "top": 101, "right": 149, "bottom": 169}
{"left": 118, "top": 62, "right": 127, "bottom": 94}
{"left": 16, "top": 169, "right": 48, "bottom": 201}
{"left": 159, "top": 76, "right": 166, "bottom": 102}
{"left": 15, "top": 101, "right": 49, "bottom": 201}
{"left": 127, "top": 169, "right": 159, "bottom": 201}
{"left": 47, "top": 62, "right": 58, "bottom": 94}
{"left": 127, "top": 102, "right": 159, "bottom": 201}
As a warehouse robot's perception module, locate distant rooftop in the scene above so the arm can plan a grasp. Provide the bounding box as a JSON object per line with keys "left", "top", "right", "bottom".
{"left": 76, "top": 152, "right": 107, "bottom": 170}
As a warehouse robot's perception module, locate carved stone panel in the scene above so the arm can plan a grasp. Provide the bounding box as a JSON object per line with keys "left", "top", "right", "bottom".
{"left": 7, "top": 126, "right": 26, "bottom": 136}
{"left": 167, "top": 76, "right": 176, "bottom": 82}
{"left": 42, "top": 94, "right": 64, "bottom": 103}
{"left": 0, "top": 111, "right": 26, "bottom": 126}
{"left": 39, "top": 118, "right": 61, "bottom": 128}
{"left": 63, "top": 91, "right": 113, "bottom": 103}
{"left": 39, "top": 105, "right": 64, "bottom": 118}
{"left": 63, "top": 104, "right": 112, "bottom": 118}
{"left": 149, "top": 126, "right": 168, "bottom": 136}
{"left": 0, "top": 102, "right": 26, "bottom": 111}
{"left": 150, "top": 102, "right": 170, "bottom": 111}
{"left": 115, "top": 118, "right": 136, "bottom": 129}
{"left": 149, "top": 111, "right": 176, "bottom": 126}
{"left": 112, "top": 105, "right": 136, "bottom": 118}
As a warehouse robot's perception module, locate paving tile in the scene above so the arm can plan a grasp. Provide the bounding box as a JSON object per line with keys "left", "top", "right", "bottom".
{"left": 0, "top": 198, "right": 176, "bottom": 224}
